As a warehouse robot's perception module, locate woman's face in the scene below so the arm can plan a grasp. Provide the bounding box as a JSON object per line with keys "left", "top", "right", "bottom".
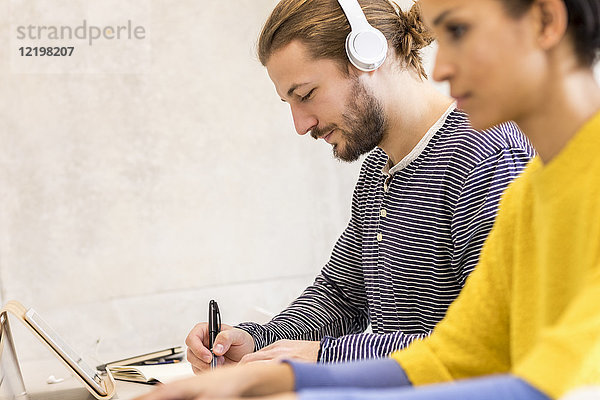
{"left": 420, "top": 0, "right": 550, "bottom": 129}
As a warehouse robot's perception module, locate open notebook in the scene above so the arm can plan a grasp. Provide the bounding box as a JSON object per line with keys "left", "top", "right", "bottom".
{"left": 107, "top": 362, "right": 194, "bottom": 384}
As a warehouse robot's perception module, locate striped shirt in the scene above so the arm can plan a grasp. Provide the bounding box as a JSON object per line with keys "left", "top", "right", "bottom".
{"left": 237, "top": 106, "right": 535, "bottom": 363}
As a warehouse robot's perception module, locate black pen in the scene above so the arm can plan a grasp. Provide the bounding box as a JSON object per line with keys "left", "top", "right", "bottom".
{"left": 208, "top": 300, "right": 221, "bottom": 370}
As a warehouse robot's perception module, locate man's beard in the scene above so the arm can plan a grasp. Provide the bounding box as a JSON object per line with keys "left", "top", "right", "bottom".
{"left": 311, "top": 78, "right": 386, "bottom": 162}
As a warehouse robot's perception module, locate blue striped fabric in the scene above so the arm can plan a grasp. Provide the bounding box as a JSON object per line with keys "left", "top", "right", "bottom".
{"left": 237, "top": 108, "right": 535, "bottom": 363}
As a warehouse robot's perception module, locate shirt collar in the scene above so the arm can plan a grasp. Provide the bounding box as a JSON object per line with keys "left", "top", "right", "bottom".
{"left": 382, "top": 102, "right": 457, "bottom": 176}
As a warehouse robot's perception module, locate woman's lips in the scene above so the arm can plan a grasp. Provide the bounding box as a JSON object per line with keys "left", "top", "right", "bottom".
{"left": 452, "top": 93, "right": 471, "bottom": 110}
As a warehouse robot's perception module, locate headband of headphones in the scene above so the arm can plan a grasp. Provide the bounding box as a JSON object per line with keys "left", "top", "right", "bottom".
{"left": 337, "top": 0, "right": 388, "bottom": 71}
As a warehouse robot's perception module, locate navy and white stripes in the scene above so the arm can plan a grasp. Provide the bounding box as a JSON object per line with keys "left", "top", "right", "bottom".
{"left": 238, "top": 108, "right": 534, "bottom": 363}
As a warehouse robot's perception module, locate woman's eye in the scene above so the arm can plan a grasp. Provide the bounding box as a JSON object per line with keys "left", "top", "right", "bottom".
{"left": 301, "top": 89, "right": 315, "bottom": 102}
{"left": 447, "top": 23, "right": 468, "bottom": 40}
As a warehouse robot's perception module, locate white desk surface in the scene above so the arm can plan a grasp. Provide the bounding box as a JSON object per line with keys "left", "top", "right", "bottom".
{"left": 21, "top": 358, "right": 156, "bottom": 400}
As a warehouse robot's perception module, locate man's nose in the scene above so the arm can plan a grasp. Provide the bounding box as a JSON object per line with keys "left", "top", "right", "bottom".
{"left": 290, "top": 104, "right": 318, "bottom": 136}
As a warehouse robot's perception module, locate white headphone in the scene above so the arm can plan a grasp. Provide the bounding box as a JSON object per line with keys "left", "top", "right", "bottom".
{"left": 337, "top": 0, "right": 388, "bottom": 72}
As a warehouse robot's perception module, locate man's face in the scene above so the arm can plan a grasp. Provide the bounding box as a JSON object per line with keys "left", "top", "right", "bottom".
{"left": 266, "top": 40, "right": 386, "bottom": 162}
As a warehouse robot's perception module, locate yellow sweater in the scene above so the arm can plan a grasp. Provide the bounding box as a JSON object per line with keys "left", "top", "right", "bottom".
{"left": 391, "top": 111, "right": 600, "bottom": 399}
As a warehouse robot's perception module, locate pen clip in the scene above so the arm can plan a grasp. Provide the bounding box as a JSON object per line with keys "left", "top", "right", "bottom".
{"left": 209, "top": 300, "right": 221, "bottom": 333}
{"left": 212, "top": 300, "right": 221, "bottom": 331}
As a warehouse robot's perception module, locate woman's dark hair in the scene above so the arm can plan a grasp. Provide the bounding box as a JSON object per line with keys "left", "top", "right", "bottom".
{"left": 502, "top": 0, "right": 600, "bottom": 66}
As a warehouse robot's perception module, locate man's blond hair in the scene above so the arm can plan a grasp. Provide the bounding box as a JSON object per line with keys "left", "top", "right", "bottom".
{"left": 257, "top": 0, "right": 433, "bottom": 79}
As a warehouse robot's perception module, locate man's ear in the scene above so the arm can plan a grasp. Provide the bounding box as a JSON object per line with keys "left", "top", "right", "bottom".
{"left": 532, "top": 0, "right": 568, "bottom": 50}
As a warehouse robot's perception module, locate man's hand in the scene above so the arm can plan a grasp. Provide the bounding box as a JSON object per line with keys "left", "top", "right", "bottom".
{"left": 185, "top": 323, "right": 255, "bottom": 373}
{"left": 133, "top": 362, "right": 295, "bottom": 400}
{"left": 239, "top": 340, "right": 320, "bottom": 364}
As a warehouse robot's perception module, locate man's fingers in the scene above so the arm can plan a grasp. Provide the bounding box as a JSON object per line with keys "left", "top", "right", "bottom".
{"left": 212, "top": 331, "right": 234, "bottom": 356}
{"left": 187, "top": 348, "right": 213, "bottom": 373}
{"left": 212, "top": 329, "right": 246, "bottom": 356}
{"left": 191, "top": 364, "right": 203, "bottom": 375}
{"left": 186, "top": 324, "right": 251, "bottom": 366}
{"left": 185, "top": 323, "right": 213, "bottom": 362}
{"left": 186, "top": 342, "right": 213, "bottom": 365}
{"left": 217, "top": 355, "right": 226, "bottom": 366}
{"left": 185, "top": 323, "right": 207, "bottom": 348}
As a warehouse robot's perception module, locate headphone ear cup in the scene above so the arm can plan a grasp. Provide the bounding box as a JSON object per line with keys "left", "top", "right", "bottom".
{"left": 346, "top": 29, "right": 388, "bottom": 72}
{"left": 345, "top": 27, "right": 388, "bottom": 71}
{"left": 338, "top": 0, "right": 388, "bottom": 72}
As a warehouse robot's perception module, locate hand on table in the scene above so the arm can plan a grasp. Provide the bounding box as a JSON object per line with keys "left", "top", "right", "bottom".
{"left": 239, "top": 340, "right": 320, "bottom": 364}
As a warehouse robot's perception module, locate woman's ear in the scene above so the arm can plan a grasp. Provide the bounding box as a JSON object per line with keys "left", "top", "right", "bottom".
{"left": 532, "top": 0, "right": 568, "bottom": 50}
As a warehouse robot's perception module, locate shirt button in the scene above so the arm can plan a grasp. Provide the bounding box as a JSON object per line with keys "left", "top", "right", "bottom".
{"left": 380, "top": 209, "right": 387, "bottom": 218}
{"left": 377, "top": 233, "right": 383, "bottom": 242}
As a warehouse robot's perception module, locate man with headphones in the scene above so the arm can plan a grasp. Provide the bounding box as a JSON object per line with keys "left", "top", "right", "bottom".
{"left": 185, "top": 0, "right": 534, "bottom": 371}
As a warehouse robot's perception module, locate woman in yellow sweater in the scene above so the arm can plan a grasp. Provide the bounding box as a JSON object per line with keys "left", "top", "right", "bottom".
{"left": 135, "top": 0, "right": 600, "bottom": 399}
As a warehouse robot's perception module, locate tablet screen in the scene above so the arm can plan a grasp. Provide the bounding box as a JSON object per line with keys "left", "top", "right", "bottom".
{"left": 23, "top": 309, "right": 106, "bottom": 396}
